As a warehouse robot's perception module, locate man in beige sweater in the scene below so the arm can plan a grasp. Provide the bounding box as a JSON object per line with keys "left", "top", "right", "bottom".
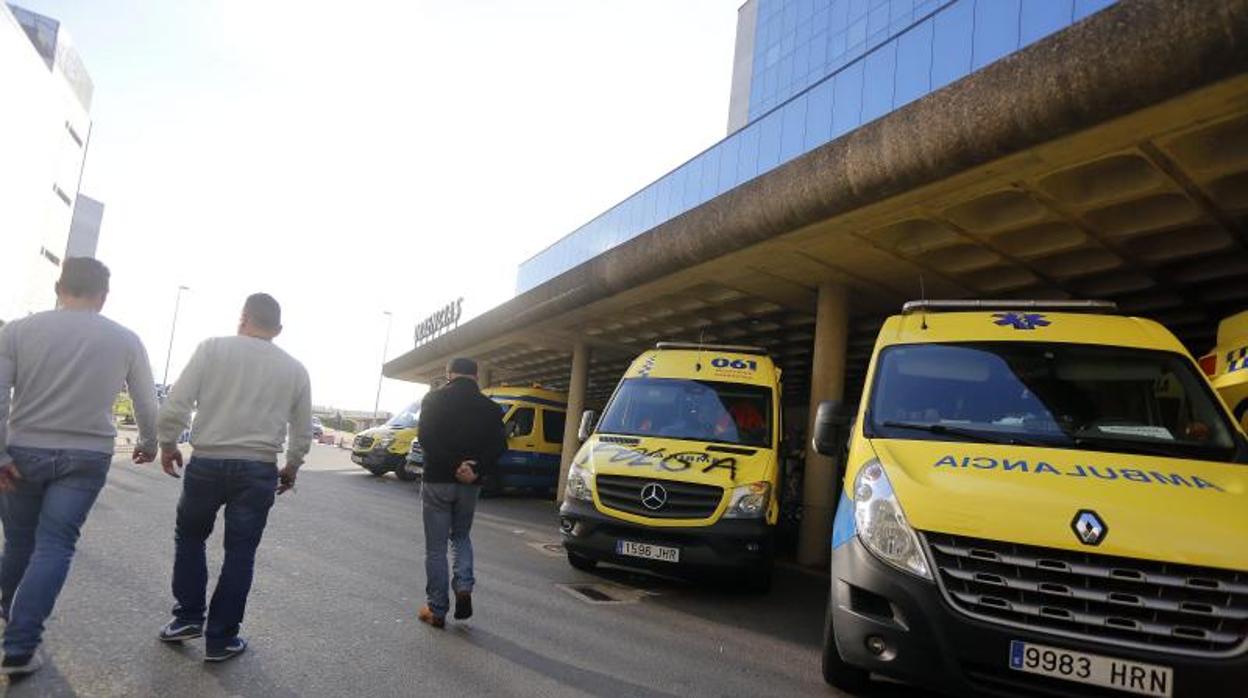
{"left": 154, "top": 293, "right": 311, "bottom": 663}
{"left": 0, "top": 258, "right": 158, "bottom": 675}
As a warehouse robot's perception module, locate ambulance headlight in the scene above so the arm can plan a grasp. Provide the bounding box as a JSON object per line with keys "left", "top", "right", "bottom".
{"left": 565, "top": 461, "right": 593, "bottom": 502}
{"left": 853, "top": 460, "right": 931, "bottom": 580}
{"left": 724, "top": 481, "right": 770, "bottom": 519}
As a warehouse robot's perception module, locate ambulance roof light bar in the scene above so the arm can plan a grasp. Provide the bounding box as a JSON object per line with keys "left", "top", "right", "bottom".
{"left": 902, "top": 299, "right": 1119, "bottom": 315}
{"left": 655, "top": 342, "right": 770, "bottom": 356}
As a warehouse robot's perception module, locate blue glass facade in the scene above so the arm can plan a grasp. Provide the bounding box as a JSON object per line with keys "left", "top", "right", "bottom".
{"left": 750, "top": 0, "right": 947, "bottom": 120}
{"left": 516, "top": 0, "right": 1118, "bottom": 294}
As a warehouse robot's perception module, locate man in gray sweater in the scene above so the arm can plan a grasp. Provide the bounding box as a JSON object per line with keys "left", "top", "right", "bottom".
{"left": 0, "top": 258, "right": 159, "bottom": 675}
{"left": 155, "top": 293, "right": 311, "bottom": 663}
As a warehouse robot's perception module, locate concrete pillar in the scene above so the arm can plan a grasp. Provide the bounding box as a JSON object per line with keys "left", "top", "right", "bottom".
{"left": 798, "top": 282, "right": 850, "bottom": 567}
{"left": 557, "top": 341, "right": 589, "bottom": 501}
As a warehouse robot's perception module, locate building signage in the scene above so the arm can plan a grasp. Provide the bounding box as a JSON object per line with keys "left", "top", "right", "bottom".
{"left": 414, "top": 298, "right": 463, "bottom": 345}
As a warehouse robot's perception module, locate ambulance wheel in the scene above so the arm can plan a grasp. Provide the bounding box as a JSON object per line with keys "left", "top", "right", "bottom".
{"left": 567, "top": 551, "right": 598, "bottom": 572}
{"left": 394, "top": 462, "right": 420, "bottom": 482}
{"left": 821, "top": 599, "right": 871, "bottom": 691}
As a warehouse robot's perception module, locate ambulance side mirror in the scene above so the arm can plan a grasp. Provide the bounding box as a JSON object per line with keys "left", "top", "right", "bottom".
{"left": 577, "top": 410, "right": 597, "bottom": 442}
{"left": 812, "top": 400, "right": 851, "bottom": 456}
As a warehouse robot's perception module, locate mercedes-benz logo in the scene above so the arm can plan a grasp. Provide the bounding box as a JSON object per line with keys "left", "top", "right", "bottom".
{"left": 1071, "top": 510, "right": 1108, "bottom": 546}
{"left": 640, "top": 482, "right": 668, "bottom": 511}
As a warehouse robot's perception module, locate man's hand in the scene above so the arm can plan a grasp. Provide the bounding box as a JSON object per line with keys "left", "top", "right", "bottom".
{"left": 160, "top": 447, "right": 183, "bottom": 478}
{"left": 454, "top": 460, "right": 479, "bottom": 485}
{"left": 0, "top": 462, "right": 20, "bottom": 493}
{"left": 132, "top": 447, "right": 155, "bottom": 465}
{"left": 277, "top": 464, "right": 298, "bottom": 495}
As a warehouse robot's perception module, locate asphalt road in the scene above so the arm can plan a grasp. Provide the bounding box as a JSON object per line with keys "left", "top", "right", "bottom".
{"left": 0, "top": 444, "right": 938, "bottom": 697}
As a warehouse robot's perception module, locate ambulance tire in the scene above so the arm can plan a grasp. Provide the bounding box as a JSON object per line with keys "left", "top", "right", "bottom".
{"left": 394, "top": 462, "right": 420, "bottom": 482}
{"left": 822, "top": 598, "right": 871, "bottom": 691}
{"left": 567, "top": 551, "right": 598, "bottom": 572}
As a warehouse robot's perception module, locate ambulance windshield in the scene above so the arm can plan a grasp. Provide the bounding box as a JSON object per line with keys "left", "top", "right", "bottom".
{"left": 385, "top": 403, "right": 420, "bottom": 429}
{"left": 598, "top": 378, "right": 772, "bottom": 448}
{"left": 867, "top": 343, "right": 1243, "bottom": 462}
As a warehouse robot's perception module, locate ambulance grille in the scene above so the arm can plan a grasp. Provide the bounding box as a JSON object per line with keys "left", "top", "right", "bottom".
{"left": 595, "top": 475, "right": 723, "bottom": 519}
{"left": 925, "top": 532, "right": 1248, "bottom": 656}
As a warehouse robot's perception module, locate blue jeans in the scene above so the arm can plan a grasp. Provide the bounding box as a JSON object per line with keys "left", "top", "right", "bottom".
{"left": 422, "top": 482, "right": 479, "bottom": 618}
{"left": 0, "top": 446, "right": 111, "bottom": 656}
{"left": 172, "top": 458, "right": 276, "bottom": 651}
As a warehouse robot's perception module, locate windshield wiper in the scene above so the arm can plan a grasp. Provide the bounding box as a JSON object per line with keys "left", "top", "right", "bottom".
{"left": 1068, "top": 431, "right": 1198, "bottom": 459}
{"left": 881, "top": 421, "right": 1055, "bottom": 447}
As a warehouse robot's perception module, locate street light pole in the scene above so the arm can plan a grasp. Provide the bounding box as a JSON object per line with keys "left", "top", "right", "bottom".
{"left": 161, "top": 285, "right": 190, "bottom": 389}
{"left": 373, "top": 311, "right": 393, "bottom": 421}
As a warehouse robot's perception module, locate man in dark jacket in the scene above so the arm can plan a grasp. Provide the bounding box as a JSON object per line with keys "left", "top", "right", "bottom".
{"left": 416, "top": 357, "right": 506, "bottom": 628}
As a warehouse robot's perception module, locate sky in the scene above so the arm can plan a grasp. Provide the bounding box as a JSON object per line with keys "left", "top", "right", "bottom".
{"left": 19, "top": 0, "right": 741, "bottom": 413}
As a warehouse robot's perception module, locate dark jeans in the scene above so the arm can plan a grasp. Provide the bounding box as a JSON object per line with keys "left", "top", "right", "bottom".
{"left": 422, "top": 482, "right": 479, "bottom": 618}
{"left": 172, "top": 458, "right": 277, "bottom": 650}
{"left": 0, "top": 447, "right": 111, "bottom": 655}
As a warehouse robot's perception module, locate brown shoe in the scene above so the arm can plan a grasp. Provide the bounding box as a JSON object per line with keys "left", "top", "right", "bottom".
{"left": 454, "top": 592, "right": 473, "bottom": 620}
{"left": 417, "top": 605, "right": 445, "bottom": 629}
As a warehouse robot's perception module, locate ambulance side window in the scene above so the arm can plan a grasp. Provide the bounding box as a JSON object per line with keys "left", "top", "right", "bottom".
{"left": 506, "top": 407, "right": 535, "bottom": 438}
{"left": 542, "top": 410, "right": 566, "bottom": 444}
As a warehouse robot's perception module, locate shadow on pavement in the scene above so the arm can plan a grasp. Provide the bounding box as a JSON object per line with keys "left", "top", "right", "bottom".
{"left": 202, "top": 652, "right": 302, "bottom": 698}
{"left": 584, "top": 561, "right": 828, "bottom": 649}
{"left": 454, "top": 626, "right": 681, "bottom": 698}
{"left": 1, "top": 659, "right": 77, "bottom": 698}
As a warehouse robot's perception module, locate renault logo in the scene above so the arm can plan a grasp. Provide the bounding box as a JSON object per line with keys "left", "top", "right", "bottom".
{"left": 640, "top": 482, "right": 668, "bottom": 511}
{"left": 1071, "top": 510, "right": 1108, "bottom": 546}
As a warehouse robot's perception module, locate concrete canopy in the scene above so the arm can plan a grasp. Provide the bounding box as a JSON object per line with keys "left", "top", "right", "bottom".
{"left": 386, "top": 0, "right": 1248, "bottom": 409}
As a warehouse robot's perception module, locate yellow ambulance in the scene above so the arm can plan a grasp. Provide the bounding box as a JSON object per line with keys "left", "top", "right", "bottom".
{"left": 403, "top": 385, "right": 568, "bottom": 495}
{"left": 560, "top": 343, "right": 781, "bottom": 591}
{"left": 485, "top": 385, "right": 568, "bottom": 495}
{"left": 1199, "top": 310, "right": 1248, "bottom": 430}
{"left": 813, "top": 300, "right": 1248, "bottom": 697}
{"left": 351, "top": 403, "right": 421, "bottom": 481}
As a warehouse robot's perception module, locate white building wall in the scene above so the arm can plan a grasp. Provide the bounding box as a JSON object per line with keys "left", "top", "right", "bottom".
{"left": 0, "top": 5, "right": 91, "bottom": 323}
